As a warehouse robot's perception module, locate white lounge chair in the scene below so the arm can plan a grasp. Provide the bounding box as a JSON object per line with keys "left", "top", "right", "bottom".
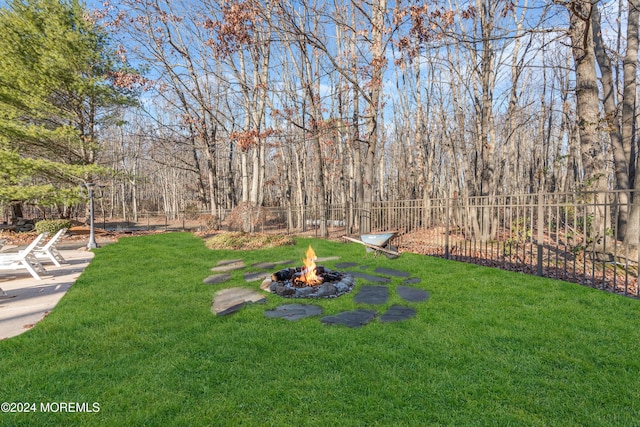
{"left": 0, "top": 233, "right": 48, "bottom": 280}
{"left": 34, "top": 228, "right": 68, "bottom": 267}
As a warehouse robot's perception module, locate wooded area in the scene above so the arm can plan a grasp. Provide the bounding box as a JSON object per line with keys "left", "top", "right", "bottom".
{"left": 1, "top": 0, "right": 640, "bottom": 246}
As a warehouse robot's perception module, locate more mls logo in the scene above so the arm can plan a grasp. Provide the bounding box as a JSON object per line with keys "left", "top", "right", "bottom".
{"left": 39, "top": 402, "right": 100, "bottom": 413}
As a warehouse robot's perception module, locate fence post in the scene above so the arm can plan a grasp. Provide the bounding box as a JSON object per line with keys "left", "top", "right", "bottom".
{"left": 445, "top": 194, "right": 450, "bottom": 260}
{"left": 636, "top": 189, "right": 640, "bottom": 297}
{"left": 302, "top": 205, "right": 306, "bottom": 233}
{"left": 536, "top": 192, "right": 544, "bottom": 276}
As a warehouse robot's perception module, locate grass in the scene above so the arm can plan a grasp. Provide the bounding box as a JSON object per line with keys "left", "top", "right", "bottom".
{"left": 1, "top": 232, "right": 640, "bottom": 426}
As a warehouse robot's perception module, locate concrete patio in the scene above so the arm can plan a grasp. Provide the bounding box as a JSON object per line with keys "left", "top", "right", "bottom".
{"left": 0, "top": 245, "right": 94, "bottom": 340}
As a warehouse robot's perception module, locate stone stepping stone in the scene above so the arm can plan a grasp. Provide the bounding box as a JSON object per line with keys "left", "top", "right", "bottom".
{"left": 403, "top": 277, "right": 421, "bottom": 285}
{"left": 397, "top": 286, "right": 430, "bottom": 302}
{"left": 212, "top": 287, "right": 266, "bottom": 316}
{"left": 345, "top": 271, "right": 391, "bottom": 283}
{"left": 260, "top": 278, "right": 273, "bottom": 291}
{"left": 379, "top": 305, "right": 416, "bottom": 323}
{"left": 203, "top": 273, "right": 232, "bottom": 285}
{"left": 251, "top": 262, "right": 276, "bottom": 270}
{"left": 317, "top": 256, "right": 340, "bottom": 262}
{"left": 374, "top": 267, "right": 410, "bottom": 278}
{"left": 275, "top": 260, "right": 295, "bottom": 266}
{"left": 217, "top": 259, "right": 244, "bottom": 266}
{"left": 211, "top": 261, "right": 245, "bottom": 272}
{"left": 354, "top": 285, "right": 389, "bottom": 305}
{"left": 335, "top": 262, "right": 359, "bottom": 269}
{"left": 321, "top": 309, "right": 377, "bottom": 328}
{"left": 264, "top": 304, "right": 323, "bottom": 321}
{"left": 244, "top": 271, "right": 271, "bottom": 282}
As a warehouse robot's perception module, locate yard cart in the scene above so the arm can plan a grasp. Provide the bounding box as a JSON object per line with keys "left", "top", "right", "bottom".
{"left": 342, "top": 232, "right": 400, "bottom": 258}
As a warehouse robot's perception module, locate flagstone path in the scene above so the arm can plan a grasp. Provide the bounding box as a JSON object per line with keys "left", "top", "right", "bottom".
{"left": 353, "top": 285, "right": 389, "bottom": 305}
{"left": 320, "top": 309, "right": 377, "bottom": 327}
{"left": 211, "top": 287, "right": 266, "bottom": 316}
{"left": 264, "top": 304, "right": 323, "bottom": 321}
{"left": 203, "top": 273, "right": 232, "bottom": 285}
{"left": 208, "top": 259, "right": 430, "bottom": 326}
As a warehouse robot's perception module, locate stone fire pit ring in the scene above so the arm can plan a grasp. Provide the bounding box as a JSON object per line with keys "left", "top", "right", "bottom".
{"left": 265, "top": 266, "right": 355, "bottom": 298}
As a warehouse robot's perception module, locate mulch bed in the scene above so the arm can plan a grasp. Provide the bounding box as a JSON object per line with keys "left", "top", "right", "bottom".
{"left": 0, "top": 226, "right": 145, "bottom": 247}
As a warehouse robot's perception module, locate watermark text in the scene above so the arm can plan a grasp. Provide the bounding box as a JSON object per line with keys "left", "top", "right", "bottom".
{"left": 1, "top": 402, "right": 100, "bottom": 413}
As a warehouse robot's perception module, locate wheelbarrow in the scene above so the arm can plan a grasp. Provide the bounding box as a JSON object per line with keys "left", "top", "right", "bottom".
{"left": 342, "top": 232, "right": 400, "bottom": 258}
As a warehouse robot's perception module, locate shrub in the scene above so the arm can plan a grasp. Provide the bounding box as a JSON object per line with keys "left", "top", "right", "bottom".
{"left": 35, "top": 219, "right": 72, "bottom": 235}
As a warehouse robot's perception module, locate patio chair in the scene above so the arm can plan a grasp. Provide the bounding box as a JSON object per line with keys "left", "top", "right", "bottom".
{"left": 0, "top": 233, "right": 48, "bottom": 280}
{"left": 34, "top": 228, "right": 68, "bottom": 267}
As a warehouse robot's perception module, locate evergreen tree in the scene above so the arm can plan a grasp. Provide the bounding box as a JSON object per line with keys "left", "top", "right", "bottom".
{"left": 0, "top": 0, "right": 138, "bottom": 218}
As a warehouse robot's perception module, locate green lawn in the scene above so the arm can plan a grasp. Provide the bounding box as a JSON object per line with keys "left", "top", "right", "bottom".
{"left": 1, "top": 232, "right": 639, "bottom": 426}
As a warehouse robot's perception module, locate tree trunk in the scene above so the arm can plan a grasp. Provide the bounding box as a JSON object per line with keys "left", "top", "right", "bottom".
{"left": 592, "top": 3, "right": 630, "bottom": 239}
{"left": 624, "top": 0, "right": 640, "bottom": 250}
{"left": 623, "top": 0, "right": 639, "bottom": 186}
{"left": 568, "top": 0, "right": 609, "bottom": 250}
{"left": 361, "top": 0, "right": 387, "bottom": 232}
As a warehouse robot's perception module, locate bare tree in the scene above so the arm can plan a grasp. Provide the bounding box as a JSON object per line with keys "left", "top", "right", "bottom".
{"left": 591, "top": 0, "right": 639, "bottom": 240}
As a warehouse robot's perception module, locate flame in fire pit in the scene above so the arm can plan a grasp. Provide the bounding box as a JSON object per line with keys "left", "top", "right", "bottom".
{"left": 299, "top": 245, "right": 322, "bottom": 286}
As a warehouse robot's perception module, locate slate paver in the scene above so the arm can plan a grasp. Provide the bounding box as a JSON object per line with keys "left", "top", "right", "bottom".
{"left": 212, "top": 287, "right": 266, "bottom": 316}
{"left": 317, "top": 256, "right": 340, "bottom": 262}
{"left": 244, "top": 271, "right": 271, "bottom": 282}
{"left": 353, "top": 285, "right": 389, "bottom": 304}
{"left": 345, "top": 271, "right": 391, "bottom": 283}
{"left": 211, "top": 261, "right": 246, "bottom": 272}
{"left": 397, "top": 286, "right": 430, "bottom": 302}
{"left": 203, "top": 273, "right": 232, "bottom": 285}
{"left": 402, "top": 277, "right": 421, "bottom": 285}
{"left": 251, "top": 262, "right": 276, "bottom": 270}
{"left": 264, "top": 304, "right": 323, "bottom": 321}
{"left": 335, "top": 262, "right": 359, "bottom": 269}
{"left": 379, "top": 305, "right": 416, "bottom": 322}
{"left": 374, "top": 267, "right": 410, "bottom": 278}
{"left": 216, "top": 259, "right": 244, "bottom": 266}
{"left": 320, "top": 309, "right": 377, "bottom": 328}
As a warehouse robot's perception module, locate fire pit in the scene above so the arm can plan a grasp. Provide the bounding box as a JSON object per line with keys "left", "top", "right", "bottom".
{"left": 264, "top": 246, "right": 355, "bottom": 298}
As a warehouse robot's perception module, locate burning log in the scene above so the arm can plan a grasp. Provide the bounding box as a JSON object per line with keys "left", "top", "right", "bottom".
{"left": 292, "top": 266, "right": 324, "bottom": 287}
{"left": 322, "top": 271, "right": 343, "bottom": 282}
{"left": 272, "top": 268, "right": 295, "bottom": 282}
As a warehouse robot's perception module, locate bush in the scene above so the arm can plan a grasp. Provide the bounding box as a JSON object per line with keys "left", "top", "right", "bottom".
{"left": 35, "top": 219, "right": 72, "bottom": 235}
